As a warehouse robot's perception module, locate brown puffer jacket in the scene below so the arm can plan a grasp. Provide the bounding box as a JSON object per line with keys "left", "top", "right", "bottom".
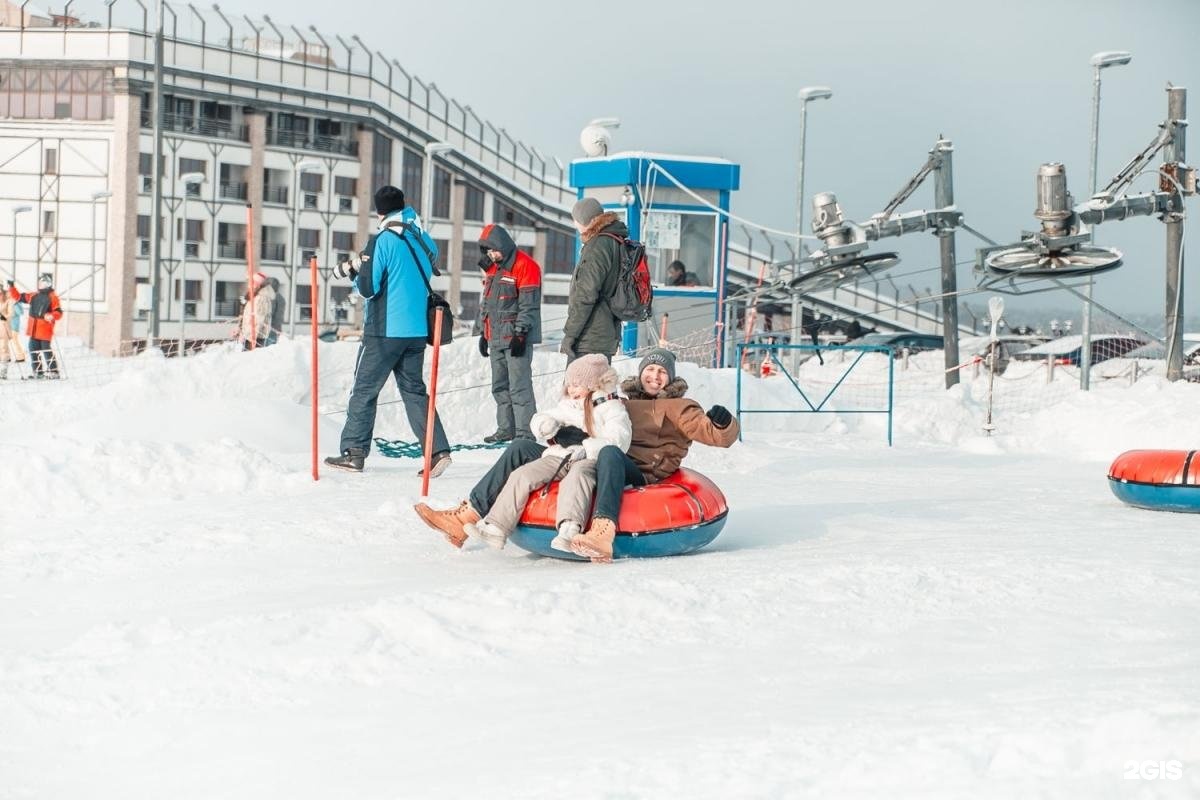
{"left": 621, "top": 376, "right": 739, "bottom": 482}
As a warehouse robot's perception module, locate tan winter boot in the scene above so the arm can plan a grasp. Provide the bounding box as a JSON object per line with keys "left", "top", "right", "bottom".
{"left": 570, "top": 517, "right": 616, "bottom": 564}
{"left": 413, "top": 500, "right": 480, "bottom": 549}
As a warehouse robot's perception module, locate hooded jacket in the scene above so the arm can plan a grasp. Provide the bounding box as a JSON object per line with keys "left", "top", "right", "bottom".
{"left": 563, "top": 211, "right": 626, "bottom": 356}
{"left": 620, "top": 375, "right": 739, "bottom": 482}
{"left": 0, "top": 290, "right": 23, "bottom": 354}
{"left": 239, "top": 281, "right": 276, "bottom": 343}
{"left": 473, "top": 223, "right": 542, "bottom": 347}
{"left": 355, "top": 207, "right": 440, "bottom": 339}
{"left": 9, "top": 285, "right": 61, "bottom": 341}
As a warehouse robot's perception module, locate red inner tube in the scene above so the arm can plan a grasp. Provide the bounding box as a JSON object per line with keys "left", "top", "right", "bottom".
{"left": 519, "top": 467, "right": 728, "bottom": 533}
{"left": 1108, "top": 449, "right": 1200, "bottom": 487}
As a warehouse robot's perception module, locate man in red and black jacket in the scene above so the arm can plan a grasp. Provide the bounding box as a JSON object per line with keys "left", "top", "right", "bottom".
{"left": 474, "top": 223, "right": 542, "bottom": 443}
{"left": 8, "top": 273, "right": 62, "bottom": 379}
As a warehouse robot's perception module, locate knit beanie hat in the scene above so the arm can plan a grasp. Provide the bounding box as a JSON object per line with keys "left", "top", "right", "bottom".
{"left": 374, "top": 185, "right": 405, "bottom": 216}
{"left": 565, "top": 353, "right": 617, "bottom": 393}
{"left": 38, "top": 273, "right": 53, "bottom": 288}
{"left": 571, "top": 197, "right": 603, "bottom": 227}
{"left": 638, "top": 348, "right": 676, "bottom": 382}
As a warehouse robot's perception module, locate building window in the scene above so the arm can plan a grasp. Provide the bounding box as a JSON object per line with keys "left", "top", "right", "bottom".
{"left": 330, "top": 285, "right": 352, "bottom": 320}
{"left": 0, "top": 67, "right": 114, "bottom": 121}
{"left": 545, "top": 227, "right": 575, "bottom": 275}
{"left": 179, "top": 157, "right": 207, "bottom": 177}
{"left": 300, "top": 172, "right": 323, "bottom": 194}
{"left": 458, "top": 291, "right": 480, "bottom": 323}
{"left": 434, "top": 238, "right": 449, "bottom": 274}
{"left": 174, "top": 278, "right": 202, "bottom": 301}
{"left": 463, "top": 183, "right": 484, "bottom": 222}
{"left": 214, "top": 280, "right": 244, "bottom": 317}
{"left": 432, "top": 166, "right": 451, "bottom": 219}
{"left": 371, "top": 132, "right": 392, "bottom": 192}
{"left": 43, "top": 147, "right": 57, "bottom": 175}
{"left": 138, "top": 152, "right": 165, "bottom": 176}
{"left": 332, "top": 231, "right": 356, "bottom": 252}
{"left": 334, "top": 175, "right": 357, "bottom": 197}
{"left": 176, "top": 218, "right": 205, "bottom": 241}
{"left": 493, "top": 198, "right": 536, "bottom": 229}
{"left": 298, "top": 228, "right": 320, "bottom": 249}
{"left": 42, "top": 210, "right": 55, "bottom": 234}
{"left": 401, "top": 147, "right": 422, "bottom": 215}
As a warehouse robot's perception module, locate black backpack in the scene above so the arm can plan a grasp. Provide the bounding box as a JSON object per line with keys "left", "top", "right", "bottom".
{"left": 599, "top": 232, "right": 653, "bottom": 323}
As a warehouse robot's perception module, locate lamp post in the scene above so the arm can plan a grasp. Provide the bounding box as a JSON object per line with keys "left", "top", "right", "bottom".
{"left": 1080, "top": 50, "right": 1132, "bottom": 390}
{"left": 794, "top": 86, "right": 832, "bottom": 368}
{"left": 9, "top": 204, "right": 32, "bottom": 283}
{"left": 292, "top": 160, "right": 322, "bottom": 337}
{"left": 88, "top": 190, "right": 113, "bottom": 350}
{"left": 178, "top": 172, "right": 205, "bottom": 356}
{"left": 422, "top": 141, "right": 453, "bottom": 229}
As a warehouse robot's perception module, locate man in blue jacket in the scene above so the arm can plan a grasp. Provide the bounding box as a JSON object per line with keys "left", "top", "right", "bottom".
{"left": 325, "top": 186, "right": 451, "bottom": 475}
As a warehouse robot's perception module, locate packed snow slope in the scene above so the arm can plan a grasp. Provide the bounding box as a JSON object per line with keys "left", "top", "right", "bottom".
{"left": 2, "top": 338, "right": 1198, "bottom": 799}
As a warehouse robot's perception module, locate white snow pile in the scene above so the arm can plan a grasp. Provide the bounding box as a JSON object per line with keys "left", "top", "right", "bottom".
{"left": 2, "top": 338, "right": 1198, "bottom": 799}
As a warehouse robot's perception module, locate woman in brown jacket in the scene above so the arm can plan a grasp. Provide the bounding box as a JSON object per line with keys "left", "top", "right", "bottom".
{"left": 570, "top": 348, "right": 739, "bottom": 562}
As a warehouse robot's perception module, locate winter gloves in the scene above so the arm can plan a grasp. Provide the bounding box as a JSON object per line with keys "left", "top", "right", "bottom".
{"left": 552, "top": 424, "right": 587, "bottom": 448}
{"left": 532, "top": 415, "right": 559, "bottom": 440}
{"left": 559, "top": 338, "right": 576, "bottom": 359}
{"left": 706, "top": 405, "right": 733, "bottom": 428}
{"left": 509, "top": 330, "right": 527, "bottom": 358}
{"left": 478, "top": 335, "right": 489, "bottom": 358}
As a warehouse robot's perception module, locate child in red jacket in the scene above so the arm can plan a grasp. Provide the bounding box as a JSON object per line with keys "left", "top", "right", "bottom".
{"left": 9, "top": 273, "right": 62, "bottom": 379}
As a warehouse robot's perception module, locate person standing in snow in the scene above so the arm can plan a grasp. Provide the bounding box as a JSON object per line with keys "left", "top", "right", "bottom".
{"left": 8, "top": 274, "right": 62, "bottom": 379}
{"left": 323, "top": 185, "right": 451, "bottom": 477}
{"left": 266, "top": 276, "right": 286, "bottom": 346}
{"left": 235, "top": 272, "right": 276, "bottom": 350}
{"left": 475, "top": 223, "right": 542, "bottom": 444}
{"left": 0, "top": 280, "right": 27, "bottom": 378}
{"left": 560, "top": 197, "right": 624, "bottom": 365}
{"left": 570, "top": 348, "right": 738, "bottom": 562}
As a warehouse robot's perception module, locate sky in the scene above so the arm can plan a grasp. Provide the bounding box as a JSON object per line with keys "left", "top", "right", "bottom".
{"left": 88, "top": 0, "right": 1200, "bottom": 317}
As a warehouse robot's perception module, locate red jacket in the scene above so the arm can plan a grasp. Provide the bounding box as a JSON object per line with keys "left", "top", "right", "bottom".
{"left": 10, "top": 285, "right": 62, "bottom": 340}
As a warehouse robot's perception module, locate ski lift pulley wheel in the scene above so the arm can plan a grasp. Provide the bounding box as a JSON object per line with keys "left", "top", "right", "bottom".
{"left": 788, "top": 251, "right": 899, "bottom": 294}
{"left": 982, "top": 244, "right": 1123, "bottom": 279}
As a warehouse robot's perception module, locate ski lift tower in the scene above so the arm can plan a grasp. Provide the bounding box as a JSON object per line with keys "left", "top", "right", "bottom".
{"left": 793, "top": 138, "right": 964, "bottom": 388}
{"left": 569, "top": 150, "right": 741, "bottom": 364}
{"left": 978, "top": 86, "right": 1194, "bottom": 380}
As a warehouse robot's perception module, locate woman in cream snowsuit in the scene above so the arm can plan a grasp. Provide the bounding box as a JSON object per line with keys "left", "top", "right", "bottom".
{"left": 466, "top": 353, "right": 632, "bottom": 552}
{"left": 0, "top": 281, "right": 26, "bottom": 377}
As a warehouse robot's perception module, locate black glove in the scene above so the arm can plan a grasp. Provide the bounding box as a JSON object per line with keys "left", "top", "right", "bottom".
{"left": 509, "top": 331, "right": 527, "bottom": 358}
{"left": 477, "top": 254, "right": 492, "bottom": 270}
{"left": 553, "top": 425, "right": 587, "bottom": 448}
{"left": 478, "top": 335, "right": 489, "bottom": 358}
{"left": 560, "top": 338, "right": 576, "bottom": 359}
{"left": 706, "top": 405, "right": 733, "bottom": 429}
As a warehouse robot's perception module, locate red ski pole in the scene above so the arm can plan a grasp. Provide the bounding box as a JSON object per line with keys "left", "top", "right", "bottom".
{"left": 309, "top": 255, "right": 319, "bottom": 481}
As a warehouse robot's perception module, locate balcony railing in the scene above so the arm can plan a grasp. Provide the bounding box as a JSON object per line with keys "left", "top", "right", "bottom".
{"left": 217, "top": 241, "right": 246, "bottom": 259}
{"left": 263, "top": 185, "right": 288, "bottom": 204}
{"left": 266, "top": 128, "right": 358, "bottom": 156}
{"left": 261, "top": 242, "right": 286, "bottom": 262}
{"left": 219, "top": 181, "right": 248, "bottom": 200}
{"left": 145, "top": 113, "right": 249, "bottom": 142}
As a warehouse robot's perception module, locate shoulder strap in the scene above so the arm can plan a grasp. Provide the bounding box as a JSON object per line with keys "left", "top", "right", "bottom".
{"left": 386, "top": 227, "right": 435, "bottom": 299}
{"left": 388, "top": 223, "right": 440, "bottom": 275}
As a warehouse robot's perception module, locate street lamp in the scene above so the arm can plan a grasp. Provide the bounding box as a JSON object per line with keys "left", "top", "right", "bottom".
{"left": 422, "top": 141, "right": 453, "bottom": 229}
{"left": 1080, "top": 50, "right": 1131, "bottom": 390}
{"left": 9, "top": 204, "right": 32, "bottom": 283}
{"left": 177, "top": 173, "right": 204, "bottom": 356}
{"left": 292, "top": 160, "right": 323, "bottom": 337}
{"left": 88, "top": 190, "right": 113, "bottom": 350}
{"left": 796, "top": 86, "right": 833, "bottom": 245}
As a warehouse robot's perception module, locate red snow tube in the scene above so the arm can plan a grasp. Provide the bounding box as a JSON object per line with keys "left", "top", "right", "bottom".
{"left": 1107, "top": 449, "right": 1200, "bottom": 513}
{"left": 510, "top": 468, "right": 730, "bottom": 559}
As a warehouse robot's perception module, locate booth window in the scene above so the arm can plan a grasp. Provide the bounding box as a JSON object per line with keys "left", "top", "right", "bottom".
{"left": 642, "top": 210, "right": 716, "bottom": 288}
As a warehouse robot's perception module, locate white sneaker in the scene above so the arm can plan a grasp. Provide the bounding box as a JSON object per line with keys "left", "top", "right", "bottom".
{"left": 475, "top": 519, "right": 510, "bottom": 550}
{"left": 550, "top": 521, "right": 582, "bottom": 552}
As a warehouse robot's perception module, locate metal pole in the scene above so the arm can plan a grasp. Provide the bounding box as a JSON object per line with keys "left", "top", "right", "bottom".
{"left": 1080, "top": 65, "right": 1103, "bottom": 390}
{"left": 290, "top": 167, "right": 300, "bottom": 337}
{"left": 89, "top": 197, "right": 97, "bottom": 349}
{"left": 1164, "top": 86, "right": 1187, "bottom": 382}
{"left": 795, "top": 101, "right": 808, "bottom": 245}
{"left": 148, "top": 0, "right": 165, "bottom": 345}
{"left": 933, "top": 139, "right": 960, "bottom": 389}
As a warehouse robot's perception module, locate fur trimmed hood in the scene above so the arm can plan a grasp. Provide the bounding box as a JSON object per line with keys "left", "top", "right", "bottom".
{"left": 621, "top": 375, "right": 689, "bottom": 400}
{"left": 580, "top": 211, "right": 624, "bottom": 243}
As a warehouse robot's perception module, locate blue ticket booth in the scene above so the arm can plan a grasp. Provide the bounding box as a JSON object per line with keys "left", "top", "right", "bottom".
{"left": 569, "top": 153, "right": 741, "bottom": 366}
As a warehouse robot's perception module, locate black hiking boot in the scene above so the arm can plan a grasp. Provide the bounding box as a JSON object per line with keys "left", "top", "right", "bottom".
{"left": 325, "top": 448, "right": 366, "bottom": 472}
{"left": 417, "top": 450, "right": 452, "bottom": 478}
{"left": 483, "top": 430, "right": 514, "bottom": 444}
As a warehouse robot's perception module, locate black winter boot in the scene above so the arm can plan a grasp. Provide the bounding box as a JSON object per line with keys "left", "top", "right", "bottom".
{"left": 483, "top": 430, "right": 514, "bottom": 444}
{"left": 325, "top": 448, "right": 366, "bottom": 472}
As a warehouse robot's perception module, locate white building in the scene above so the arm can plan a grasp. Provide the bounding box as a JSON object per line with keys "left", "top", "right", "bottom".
{"left": 0, "top": 3, "right": 578, "bottom": 355}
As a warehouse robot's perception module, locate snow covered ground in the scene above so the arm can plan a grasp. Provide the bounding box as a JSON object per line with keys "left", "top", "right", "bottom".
{"left": 2, "top": 337, "right": 1198, "bottom": 799}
